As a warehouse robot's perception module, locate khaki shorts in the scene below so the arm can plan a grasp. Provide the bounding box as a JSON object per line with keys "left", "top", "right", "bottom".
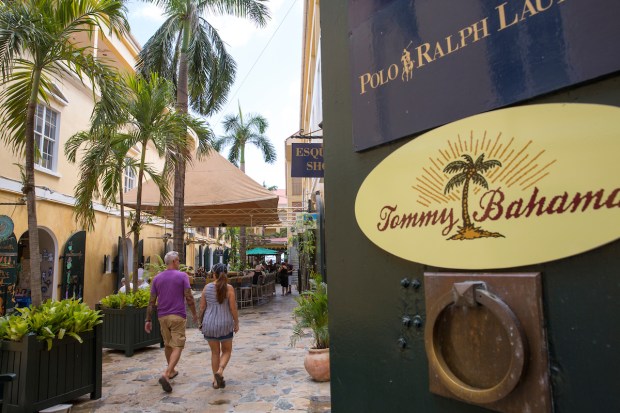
{"left": 159, "top": 315, "right": 187, "bottom": 348}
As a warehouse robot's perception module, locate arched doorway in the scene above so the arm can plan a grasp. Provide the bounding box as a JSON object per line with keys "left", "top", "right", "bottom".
{"left": 17, "top": 227, "right": 59, "bottom": 302}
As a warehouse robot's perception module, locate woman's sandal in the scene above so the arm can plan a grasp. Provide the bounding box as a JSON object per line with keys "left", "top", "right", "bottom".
{"left": 212, "top": 381, "right": 219, "bottom": 389}
{"left": 214, "top": 372, "right": 225, "bottom": 389}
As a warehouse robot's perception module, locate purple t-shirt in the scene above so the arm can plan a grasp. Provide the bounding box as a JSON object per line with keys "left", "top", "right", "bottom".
{"left": 151, "top": 269, "right": 190, "bottom": 319}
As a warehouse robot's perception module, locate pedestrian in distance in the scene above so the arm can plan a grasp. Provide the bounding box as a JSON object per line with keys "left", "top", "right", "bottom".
{"left": 278, "top": 262, "right": 289, "bottom": 295}
{"left": 199, "top": 262, "right": 240, "bottom": 389}
{"left": 145, "top": 251, "right": 198, "bottom": 393}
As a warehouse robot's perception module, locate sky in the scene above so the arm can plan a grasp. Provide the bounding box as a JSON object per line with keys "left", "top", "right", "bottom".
{"left": 126, "top": 0, "right": 303, "bottom": 190}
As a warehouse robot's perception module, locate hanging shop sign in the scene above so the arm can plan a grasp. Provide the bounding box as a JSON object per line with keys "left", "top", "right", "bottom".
{"left": 355, "top": 104, "right": 620, "bottom": 269}
{"left": 291, "top": 143, "right": 324, "bottom": 178}
{"left": 348, "top": 0, "right": 620, "bottom": 151}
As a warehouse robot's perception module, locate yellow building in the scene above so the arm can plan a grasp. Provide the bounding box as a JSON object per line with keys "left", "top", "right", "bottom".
{"left": 0, "top": 24, "right": 221, "bottom": 310}
{"left": 284, "top": 0, "right": 323, "bottom": 272}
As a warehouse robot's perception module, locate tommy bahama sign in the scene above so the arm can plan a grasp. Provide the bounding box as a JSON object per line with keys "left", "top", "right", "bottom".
{"left": 355, "top": 104, "right": 620, "bottom": 269}
{"left": 349, "top": 0, "right": 620, "bottom": 151}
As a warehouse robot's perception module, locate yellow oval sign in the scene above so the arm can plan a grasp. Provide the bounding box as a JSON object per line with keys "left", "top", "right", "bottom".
{"left": 355, "top": 104, "right": 620, "bottom": 269}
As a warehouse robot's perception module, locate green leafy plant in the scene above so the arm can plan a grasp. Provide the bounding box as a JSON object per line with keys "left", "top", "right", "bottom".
{"left": 0, "top": 299, "right": 103, "bottom": 350}
{"left": 100, "top": 289, "right": 151, "bottom": 309}
{"left": 291, "top": 272, "right": 329, "bottom": 349}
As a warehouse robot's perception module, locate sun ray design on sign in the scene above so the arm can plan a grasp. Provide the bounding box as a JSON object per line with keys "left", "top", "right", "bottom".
{"left": 412, "top": 130, "right": 555, "bottom": 211}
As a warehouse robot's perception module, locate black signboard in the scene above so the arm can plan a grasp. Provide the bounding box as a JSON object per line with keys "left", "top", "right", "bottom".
{"left": 61, "top": 231, "right": 86, "bottom": 300}
{"left": 349, "top": 0, "right": 620, "bottom": 151}
{"left": 291, "top": 143, "right": 324, "bottom": 177}
{"left": 0, "top": 233, "right": 17, "bottom": 315}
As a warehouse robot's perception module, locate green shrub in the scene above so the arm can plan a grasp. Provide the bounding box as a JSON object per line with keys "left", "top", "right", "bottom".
{"left": 291, "top": 272, "right": 329, "bottom": 349}
{"left": 99, "top": 288, "right": 151, "bottom": 309}
{"left": 0, "top": 299, "right": 102, "bottom": 350}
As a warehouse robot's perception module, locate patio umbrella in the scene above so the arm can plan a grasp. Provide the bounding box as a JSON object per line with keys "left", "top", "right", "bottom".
{"left": 123, "top": 150, "right": 280, "bottom": 227}
{"left": 246, "top": 247, "right": 278, "bottom": 255}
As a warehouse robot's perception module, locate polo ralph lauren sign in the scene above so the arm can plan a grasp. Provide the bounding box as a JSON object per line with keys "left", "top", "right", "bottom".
{"left": 355, "top": 104, "right": 620, "bottom": 269}
{"left": 349, "top": 0, "right": 620, "bottom": 151}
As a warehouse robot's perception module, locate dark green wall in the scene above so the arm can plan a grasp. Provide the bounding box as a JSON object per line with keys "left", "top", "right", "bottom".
{"left": 321, "top": 2, "right": 620, "bottom": 412}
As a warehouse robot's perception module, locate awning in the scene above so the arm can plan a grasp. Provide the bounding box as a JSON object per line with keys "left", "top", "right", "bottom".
{"left": 246, "top": 247, "right": 278, "bottom": 256}
{"left": 123, "top": 150, "right": 280, "bottom": 227}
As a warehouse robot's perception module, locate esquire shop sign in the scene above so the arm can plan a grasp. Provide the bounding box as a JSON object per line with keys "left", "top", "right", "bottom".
{"left": 355, "top": 104, "right": 620, "bottom": 269}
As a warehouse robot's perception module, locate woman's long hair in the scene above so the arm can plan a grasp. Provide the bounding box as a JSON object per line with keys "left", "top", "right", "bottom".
{"left": 212, "top": 263, "right": 228, "bottom": 304}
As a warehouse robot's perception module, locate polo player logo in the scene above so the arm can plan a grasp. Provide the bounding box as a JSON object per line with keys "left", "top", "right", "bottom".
{"left": 401, "top": 48, "right": 413, "bottom": 81}
{"left": 444, "top": 154, "right": 503, "bottom": 240}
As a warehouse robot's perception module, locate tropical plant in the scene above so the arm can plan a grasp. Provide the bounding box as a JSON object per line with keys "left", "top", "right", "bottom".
{"left": 66, "top": 73, "right": 213, "bottom": 293}
{"left": 0, "top": 299, "right": 102, "bottom": 350}
{"left": 0, "top": 0, "right": 129, "bottom": 307}
{"left": 291, "top": 272, "right": 328, "bottom": 350}
{"left": 213, "top": 104, "right": 276, "bottom": 266}
{"left": 137, "top": 0, "right": 270, "bottom": 263}
{"left": 100, "top": 288, "right": 151, "bottom": 309}
{"left": 218, "top": 227, "right": 240, "bottom": 270}
{"left": 443, "top": 153, "right": 503, "bottom": 240}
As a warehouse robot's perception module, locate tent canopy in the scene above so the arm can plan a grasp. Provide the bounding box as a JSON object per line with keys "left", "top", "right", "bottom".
{"left": 246, "top": 247, "right": 278, "bottom": 255}
{"left": 123, "top": 150, "right": 280, "bottom": 227}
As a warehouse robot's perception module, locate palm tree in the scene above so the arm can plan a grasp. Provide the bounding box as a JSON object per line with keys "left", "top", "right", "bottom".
{"left": 0, "top": 0, "right": 129, "bottom": 306}
{"left": 137, "top": 0, "right": 270, "bottom": 263}
{"left": 65, "top": 129, "right": 136, "bottom": 286}
{"left": 67, "top": 73, "right": 214, "bottom": 292}
{"left": 218, "top": 226, "right": 239, "bottom": 270}
{"left": 444, "top": 153, "right": 502, "bottom": 240}
{"left": 213, "top": 104, "right": 276, "bottom": 267}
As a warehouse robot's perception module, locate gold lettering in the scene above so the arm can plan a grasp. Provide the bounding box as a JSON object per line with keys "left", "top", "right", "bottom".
{"left": 459, "top": 26, "right": 473, "bottom": 48}
{"left": 387, "top": 64, "right": 399, "bottom": 81}
{"left": 521, "top": 0, "right": 539, "bottom": 19}
{"left": 535, "top": 0, "right": 554, "bottom": 11}
{"left": 445, "top": 35, "right": 460, "bottom": 54}
{"left": 471, "top": 18, "right": 490, "bottom": 42}
{"left": 496, "top": 2, "right": 519, "bottom": 31}
{"left": 359, "top": 73, "right": 371, "bottom": 95}
{"left": 416, "top": 43, "right": 433, "bottom": 67}
{"left": 433, "top": 42, "right": 445, "bottom": 60}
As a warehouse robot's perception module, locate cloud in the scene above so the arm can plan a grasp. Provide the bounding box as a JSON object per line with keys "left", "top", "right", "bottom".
{"left": 208, "top": 16, "right": 258, "bottom": 48}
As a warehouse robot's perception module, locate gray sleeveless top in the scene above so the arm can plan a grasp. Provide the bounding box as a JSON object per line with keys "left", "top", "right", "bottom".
{"left": 201, "top": 282, "right": 234, "bottom": 338}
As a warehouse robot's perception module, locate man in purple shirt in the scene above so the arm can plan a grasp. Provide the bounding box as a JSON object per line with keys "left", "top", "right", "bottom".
{"left": 145, "top": 251, "right": 198, "bottom": 393}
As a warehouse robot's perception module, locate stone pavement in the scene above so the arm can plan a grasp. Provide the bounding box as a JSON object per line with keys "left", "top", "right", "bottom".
{"left": 70, "top": 293, "right": 331, "bottom": 413}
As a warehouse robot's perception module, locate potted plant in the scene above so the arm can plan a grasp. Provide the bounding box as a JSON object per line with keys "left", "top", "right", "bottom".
{"left": 97, "top": 289, "right": 161, "bottom": 356}
{"left": 291, "top": 272, "right": 330, "bottom": 382}
{"left": 0, "top": 299, "right": 103, "bottom": 412}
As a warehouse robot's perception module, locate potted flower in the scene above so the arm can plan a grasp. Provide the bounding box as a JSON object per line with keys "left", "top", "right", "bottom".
{"left": 97, "top": 289, "right": 161, "bottom": 356}
{"left": 291, "top": 272, "right": 330, "bottom": 382}
{"left": 0, "top": 299, "right": 103, "bottom": 412}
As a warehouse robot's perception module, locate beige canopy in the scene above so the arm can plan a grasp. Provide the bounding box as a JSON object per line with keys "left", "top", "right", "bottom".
{"left": 123, "top": 150, "right": 280, "bottom": 227}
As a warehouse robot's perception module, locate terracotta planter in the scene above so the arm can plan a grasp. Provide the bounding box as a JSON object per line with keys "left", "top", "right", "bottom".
{"left": 304, "top": 347, "right": 330, "bottom": 382}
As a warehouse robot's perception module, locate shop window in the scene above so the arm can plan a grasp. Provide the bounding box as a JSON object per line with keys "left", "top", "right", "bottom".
{"left": 34, "top": 104, "right": 59, "bottom": 171}
{"left": 124, "top": 162, "right": 136, "bottom": 192}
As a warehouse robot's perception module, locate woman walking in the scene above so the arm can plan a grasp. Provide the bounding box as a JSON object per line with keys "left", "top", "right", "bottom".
{"left": 199, "top": 263, "right": 239, "bottom": 389}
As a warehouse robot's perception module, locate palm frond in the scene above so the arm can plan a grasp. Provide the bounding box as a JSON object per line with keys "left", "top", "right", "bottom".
{"left": 444, "top": 173, "right": 467, "bottom": 194}
{"left": 443, "top": 160, "right": 468, "bottom": 174}
{"left": 471, "top": 173, "right": 489, "bottom": 190}
{"left": 249, "top": 134, "right": 276, "bottom": 164}
{"left": 200, "top": 0, "right": 271, "bottom": 28}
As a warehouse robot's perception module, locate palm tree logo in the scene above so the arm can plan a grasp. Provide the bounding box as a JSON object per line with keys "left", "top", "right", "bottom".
{"left": 443, "top": 154, "right": 504, "bottom": 240}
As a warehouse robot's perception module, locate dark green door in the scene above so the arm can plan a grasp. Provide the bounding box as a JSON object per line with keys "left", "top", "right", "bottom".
{"left": 0, "top": 233, "right": 17, "bottom": 314}
{"left": 60, "top": 231, "right": 86, "bottom": 300}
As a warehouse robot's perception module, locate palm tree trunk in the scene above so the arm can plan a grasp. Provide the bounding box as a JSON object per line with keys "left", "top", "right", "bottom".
{"left": 239, "top": 149, "right": 247, "bottom": 269}
{"left": 132, "top": 143, "right": 148, "bottom": 293}
{"left": 25, "top": 70, "right": 42, "bottom": 306}
{"left": 462, "top": 177, "right": 472, "bottom": 228}
{"left": 118, "top": 171, "right": 130, "bottom": 291}
{"left": 173, "top": 16, "right": 191, "bottom": 263}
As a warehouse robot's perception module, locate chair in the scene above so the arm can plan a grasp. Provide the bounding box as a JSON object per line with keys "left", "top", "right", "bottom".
{"left": 239, "top": 286, "right": 253, "bottom": 309}
{"left": 0, "top": 373, "right": 16, "bottom": 411}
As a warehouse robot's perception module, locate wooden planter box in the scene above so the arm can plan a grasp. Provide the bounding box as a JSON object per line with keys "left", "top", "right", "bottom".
{"left": 98, "top": 305, "right": 162, "bottom": 357}
{"left": 0, "top": 324, "right": 102, "bottom": 413}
